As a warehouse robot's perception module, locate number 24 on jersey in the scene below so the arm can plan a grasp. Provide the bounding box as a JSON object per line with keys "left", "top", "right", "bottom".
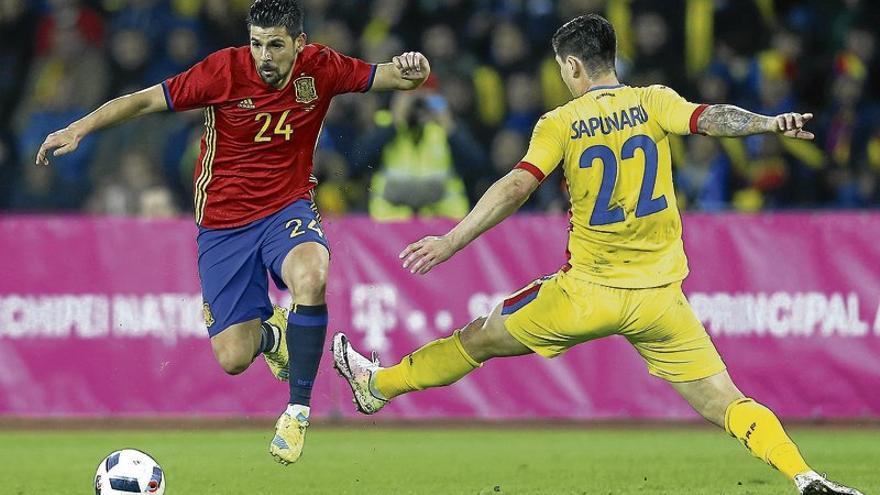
{"left": 254, "top": 110, "right": 293, "bottom": 143}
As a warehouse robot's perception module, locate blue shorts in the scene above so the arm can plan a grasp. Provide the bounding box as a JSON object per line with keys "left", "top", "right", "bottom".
{"left": 197, "top": 199, "right": 329, "bottom": 337}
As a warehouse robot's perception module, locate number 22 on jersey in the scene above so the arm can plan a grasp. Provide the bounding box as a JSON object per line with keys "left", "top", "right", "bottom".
{"left": 580, "top": 134, "right": 667, "bottom": 226}
{"left": 254, "top": 110, "right": 293, "bottom": 143}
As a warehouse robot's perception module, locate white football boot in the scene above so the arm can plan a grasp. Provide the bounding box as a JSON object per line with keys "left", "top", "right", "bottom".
{"left": 795, "top": 471, "right": 864, "bottom": 495}
{"left": 331, "top": 332, "right": 388, "bottom": 415}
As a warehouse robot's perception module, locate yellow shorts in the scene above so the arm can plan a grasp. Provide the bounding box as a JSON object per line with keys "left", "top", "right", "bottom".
{"left": 502, "top": 271, "right": 726, "bottom": 383}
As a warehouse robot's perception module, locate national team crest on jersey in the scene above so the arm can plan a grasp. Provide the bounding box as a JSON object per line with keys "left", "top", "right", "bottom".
{"left": 203, "top": 302, "right": 215, "bottom": 328}
{"left": 294, "top": 76, "right": 318, "bottom": 103}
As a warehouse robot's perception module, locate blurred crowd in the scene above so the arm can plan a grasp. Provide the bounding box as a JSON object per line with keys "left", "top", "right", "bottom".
{"left": 1, "top": 0, "right": 879, "bottom": 220}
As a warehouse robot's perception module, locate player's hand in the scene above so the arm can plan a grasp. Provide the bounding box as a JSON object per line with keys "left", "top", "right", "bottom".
{"left": 770, "top": 112, "right": 814, "bottom": 140}
{"left": 35, "top": 127, "right": 82, "bottom": 165}
{"left": 399, "top": 235, "right": 456, "bottom": 275}
{"left": 393, "top": 51, "right": 430, "bottom": 81}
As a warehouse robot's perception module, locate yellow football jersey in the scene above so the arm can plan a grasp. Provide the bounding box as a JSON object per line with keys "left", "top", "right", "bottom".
{"left": 518, "top": 84, "right": 707, "bottom": 289}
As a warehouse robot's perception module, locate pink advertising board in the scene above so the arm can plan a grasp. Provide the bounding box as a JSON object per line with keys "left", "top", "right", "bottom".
{"left": 0, "top": 213, "right": 879, "bottom": 419}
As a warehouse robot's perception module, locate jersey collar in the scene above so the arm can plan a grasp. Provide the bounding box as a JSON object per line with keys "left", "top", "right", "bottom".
{"left": 586, "top": 84, "right": 626, "bottom": 93}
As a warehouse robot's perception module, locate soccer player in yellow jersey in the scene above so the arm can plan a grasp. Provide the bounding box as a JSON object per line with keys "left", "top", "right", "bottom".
{"left": 333, "top": 14, "right": 863, "bottom": 495}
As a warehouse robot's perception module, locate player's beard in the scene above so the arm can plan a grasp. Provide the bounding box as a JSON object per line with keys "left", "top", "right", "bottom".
{"left": 259, "top": 63, "right": 284, "bottom": 86}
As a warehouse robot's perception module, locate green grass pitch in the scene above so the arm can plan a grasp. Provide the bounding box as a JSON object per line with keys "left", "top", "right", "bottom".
{"left": 1, "top": 426, "right": 877, "bottom": 494}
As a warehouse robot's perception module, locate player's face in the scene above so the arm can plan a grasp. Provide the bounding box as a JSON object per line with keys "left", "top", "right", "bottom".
{"left": 249, "top": 26, "right": 305, "bottom": 88}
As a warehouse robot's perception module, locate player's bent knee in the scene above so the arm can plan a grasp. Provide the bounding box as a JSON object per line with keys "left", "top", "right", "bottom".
{"left": 459, "top": 317, "right": 487, "bottom": 336}
{"left": 460, "top": 316, "right": 522, "bottom": 362}
{"left": 213, "top": 345, "right": 253, "bottom": 375}
{"left": 217, "top": 355, "right": 250, "bottom": 375}
{"left": 465, "top": 317, "right": 488, "bottom": 337}
{"left": 458, "top": 317, "right": 489, "bottom": 360}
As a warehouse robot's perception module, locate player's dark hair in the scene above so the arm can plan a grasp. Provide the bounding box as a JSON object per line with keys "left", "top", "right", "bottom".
{"left": 552, "top": 14, "right": 617, "bottom": 76}
{"left": 247, "top": 0, "right": 304, "bottom": 37}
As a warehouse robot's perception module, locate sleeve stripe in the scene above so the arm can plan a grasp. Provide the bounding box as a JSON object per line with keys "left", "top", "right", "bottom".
{"left": 161, "top": 81, "right": 175, "bottom": 111}
{"left": 363, "top": 64, "right": 378, "bottom": 92}
{"left": 689, "top": 103, "right": 709, "bottom": 134}
{"left": 515, "top": 161, "right": 545, "bottom": 182}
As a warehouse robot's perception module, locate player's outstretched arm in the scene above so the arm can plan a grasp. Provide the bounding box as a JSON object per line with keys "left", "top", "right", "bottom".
{"left": 696, "top": 104, "right": 814, "bottom": 140}
{"left": 35, "top": 84, "right": 169, "bottom": 165}
{"left": 400, "top": 168, "right": 539, "bottom": 275}
{"left": 371, "top": 51, "right": 431, "bottom": 91}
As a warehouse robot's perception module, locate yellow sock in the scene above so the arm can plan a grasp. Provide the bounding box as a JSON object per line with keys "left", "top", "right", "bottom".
{"left": 373, "top": 330, "right": 481, "bottom": 400}
{"left": 724, "top": 398, "right": 811, "bottom": 480}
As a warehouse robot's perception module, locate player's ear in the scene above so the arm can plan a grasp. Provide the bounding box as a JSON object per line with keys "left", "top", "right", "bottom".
{"left": 566, "top": 56, "right": 581, "bottom": 79}
{"left": 295, "top": 32, "right": 306, "bottom": 53}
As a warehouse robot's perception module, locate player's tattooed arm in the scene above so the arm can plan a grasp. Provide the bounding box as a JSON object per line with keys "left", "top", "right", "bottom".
{"left": 696, "top": 104, "right": 814, "bottom": 140}
{"left": 400, "top": 169, "right": 539, "bottom": 275}
{"left": 696, "top": 105, "right": 769, "bottom": 136}
{"left": 36, "top": 84, "right": 169, "bottom": 165}
{"left": 372, "top": 52, "right": 431, "bottom": 91}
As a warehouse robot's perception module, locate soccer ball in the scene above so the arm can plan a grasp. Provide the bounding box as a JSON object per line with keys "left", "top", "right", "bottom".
{"left": 94, "top": 449, "right": 165, "bottom": 494}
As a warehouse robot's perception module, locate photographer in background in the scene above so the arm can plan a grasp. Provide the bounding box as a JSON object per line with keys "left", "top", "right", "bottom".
{"left": 354, "top": 90, "right": 486, "bottom": 221}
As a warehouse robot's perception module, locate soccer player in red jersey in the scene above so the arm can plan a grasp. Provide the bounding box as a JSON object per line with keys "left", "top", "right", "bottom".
{"left": 35, "top": 0, "right": 431, "bottom": 464}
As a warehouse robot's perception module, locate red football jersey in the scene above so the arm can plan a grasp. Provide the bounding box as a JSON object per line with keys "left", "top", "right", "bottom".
{"left": 162, "top": 44, "right": 376, "bottom": 228}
